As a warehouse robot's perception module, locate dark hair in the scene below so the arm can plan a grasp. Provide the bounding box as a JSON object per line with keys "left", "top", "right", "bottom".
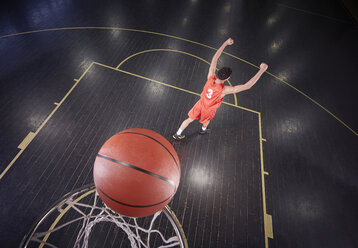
{"left": 217, "top": 67, "right": 232, "bottom": 80}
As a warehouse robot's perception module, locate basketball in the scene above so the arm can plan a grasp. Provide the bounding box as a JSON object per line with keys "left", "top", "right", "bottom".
{"left": 93, "top": 128, "right": 180, "bottom": 218}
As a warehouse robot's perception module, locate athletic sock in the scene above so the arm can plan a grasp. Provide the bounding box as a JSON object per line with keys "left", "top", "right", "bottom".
{"left": 202, "top": 126, "right": 207, "bottom": 131}
{"left": 176, "top": 129, "right": 183, "bottom": 135}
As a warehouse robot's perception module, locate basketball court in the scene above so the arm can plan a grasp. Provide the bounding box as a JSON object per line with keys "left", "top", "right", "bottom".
{"left": 0, "top": 0, "right": 357, "bottom": 247}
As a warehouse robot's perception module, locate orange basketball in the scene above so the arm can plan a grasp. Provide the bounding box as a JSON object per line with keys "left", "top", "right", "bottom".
{"left": 93, "top": 128, "right": 180, "bottom": 218}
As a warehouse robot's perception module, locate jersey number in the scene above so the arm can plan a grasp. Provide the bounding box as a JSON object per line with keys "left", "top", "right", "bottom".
{"left": 206, "top": 89, "right": 213, "bottom": 99}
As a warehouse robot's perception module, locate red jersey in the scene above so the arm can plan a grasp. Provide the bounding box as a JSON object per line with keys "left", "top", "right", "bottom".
{"left": 187, "top": 75, "right": 225, "bottom": 123}
{"left": 200, "top": 75, "right": 225, "bottom": 109}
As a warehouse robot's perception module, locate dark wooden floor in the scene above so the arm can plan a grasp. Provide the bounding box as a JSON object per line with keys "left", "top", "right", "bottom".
{"left": 0, "top": 0, "right": 357, "bottom": 247}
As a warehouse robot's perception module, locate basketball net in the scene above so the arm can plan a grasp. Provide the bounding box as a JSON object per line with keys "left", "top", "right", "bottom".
{"left": 21, "top": 185, "right": 188, "bottom": 248}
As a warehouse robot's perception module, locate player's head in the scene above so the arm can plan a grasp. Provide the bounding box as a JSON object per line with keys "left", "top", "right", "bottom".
{"left": 217, "top": 67, "right": 232, "bottom": 81}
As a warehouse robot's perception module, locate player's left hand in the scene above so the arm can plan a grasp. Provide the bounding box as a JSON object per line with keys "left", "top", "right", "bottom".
{"left": 226, "top": 38, "right": 234, "bottom": 45}
{"left": 260, "top": 63, "right": 268, "bottom": 71}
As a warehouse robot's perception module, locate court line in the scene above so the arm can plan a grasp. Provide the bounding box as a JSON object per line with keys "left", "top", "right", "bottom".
{"left": 0, "top": 62, "right": 94, "bottom": 179}
{"left": 116, "top": 48, "right": 238, "bottom": 106}
{"left": 259, "top": 113, "right": 274, "bottom": 247}
{"left": 276, "top": 3, "right": 352, "bottom": 24}
{"left": 116, "top": 49, "right": 208, "bottom": 69}
{"left": 0, "top": 27, "right": 356, "bottom": 136}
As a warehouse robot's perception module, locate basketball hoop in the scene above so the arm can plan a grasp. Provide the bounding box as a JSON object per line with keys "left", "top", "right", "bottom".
{"left": 21, "top": 185, "right": 188, "bottom": 248}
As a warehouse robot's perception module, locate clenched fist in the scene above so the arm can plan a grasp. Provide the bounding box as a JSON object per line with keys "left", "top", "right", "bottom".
{"left": 260, "top": 63, "right": 268, "bottom": 71}
{"left": 226, "top": 38, "right": 234, "bottom": 45}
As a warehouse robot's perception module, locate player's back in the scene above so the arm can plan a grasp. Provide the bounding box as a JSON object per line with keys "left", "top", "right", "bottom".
{"left": 200, "top": 75, "right": 225, "bottom": 109}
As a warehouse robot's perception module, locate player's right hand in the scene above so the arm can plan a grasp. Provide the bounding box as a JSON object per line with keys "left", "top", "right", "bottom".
{"left": 260, "top": 63, "right": 268, "bottom": 71}
{"left": 226, "top": 38, "right": 234, "bottom": 45}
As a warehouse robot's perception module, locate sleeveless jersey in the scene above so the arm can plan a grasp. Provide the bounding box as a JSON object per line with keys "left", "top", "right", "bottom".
{"left": 200, "top": 75, "right": 225, "bottom": 109}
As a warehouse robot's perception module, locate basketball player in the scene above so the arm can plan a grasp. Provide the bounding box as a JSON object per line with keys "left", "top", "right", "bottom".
{"left": 173, "top": 38, "right": 268, "bottom": 140}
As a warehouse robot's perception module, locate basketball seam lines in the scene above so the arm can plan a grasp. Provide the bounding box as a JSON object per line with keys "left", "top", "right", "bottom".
{"left": 97, "top": 185, "right": 175, "bottom": 208}
{"left": 117, "top": 131, "right": 180, "bottom": 172}
{"left": 97, "top": 154, "right": 176, "bottom": 189}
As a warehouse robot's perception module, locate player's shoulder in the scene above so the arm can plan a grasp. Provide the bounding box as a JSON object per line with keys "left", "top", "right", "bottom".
{"left": 210, "top": 75, "right": 217, "bottom": 81}
{"left": 206, "top": 75, "right": 216, "bottom": 84}
{"left": 206, "top": 74, "right": 215, "bottom": 79}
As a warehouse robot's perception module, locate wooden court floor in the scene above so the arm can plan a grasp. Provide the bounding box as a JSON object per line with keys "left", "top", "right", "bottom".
{"left": 0, "top": 0, "right": 357, "bottom": 247}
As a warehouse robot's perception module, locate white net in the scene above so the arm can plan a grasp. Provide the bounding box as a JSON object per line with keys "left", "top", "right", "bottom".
{"left": 21, "top": 185, "right": 187, "bottom": 248}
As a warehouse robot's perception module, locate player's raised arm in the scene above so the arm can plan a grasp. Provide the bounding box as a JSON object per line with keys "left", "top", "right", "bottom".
{"left": 221, "top": 63, "right": 268, "bottom": 97}
{"left": 207, "top": 38, "right": 234, "bottom": 79}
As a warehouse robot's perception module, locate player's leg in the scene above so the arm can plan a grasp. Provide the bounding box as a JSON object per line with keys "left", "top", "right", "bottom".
{"left": 202, "top": 120, "right": 210, "bottom": 128}
{"left": 199, "top": 108, "right": 216, "bottom": 134}
{"left": 179, "top": 117, "right": 195, "bottom": 131}
{"left": 173, "top": 118, "right": 194, "bottom": 140}
{"left": 199, "top": 120, "right": 211, "bottom": 134}
{"left": 173, "top": 101, "right": 201, "bottom": 140}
